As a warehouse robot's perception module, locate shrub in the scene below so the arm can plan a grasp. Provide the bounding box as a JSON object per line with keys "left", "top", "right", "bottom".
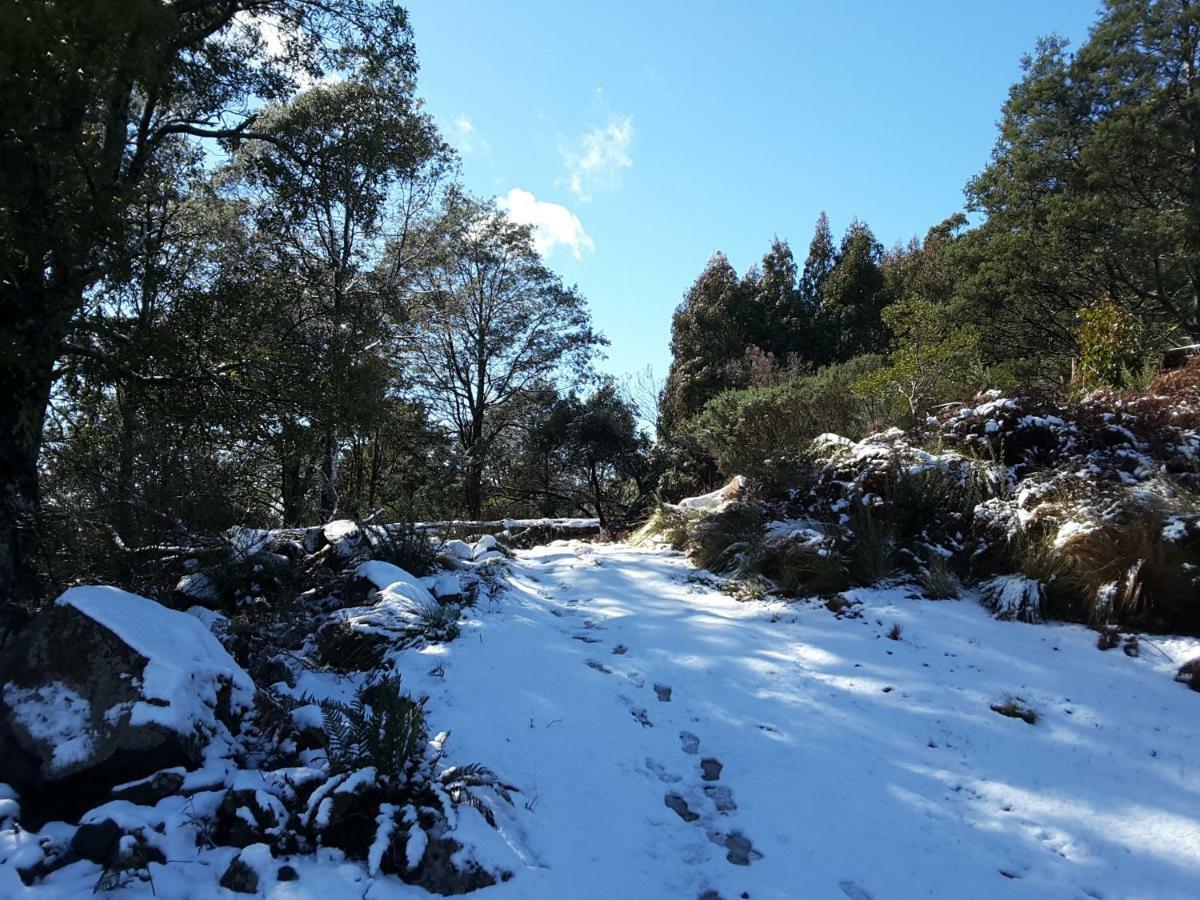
{"left": 979, "top": 574, "right": 1044, "bottom": 623}
{"left": 689, "top": 503, "right": 765, "bottom": 572}
{"left": 681, "top": 356, "right": 886, "bottom": 491}
{"left": 843, "top": 503, "right": 896, "bottom": 586}
{"left": 759, "top": 542, "right": 849, "bottom": 596}
{"left": 363, "top": 524, "right": 438, "bottom": 577}
{"left": 1075, "top": 299, "right": 1144, "bottom": 390}
{"left": 631, "top": 503, "right": 692, "bottom": 550}
{"left": 990, "top": 695, "right": 1038, "bottom": 725}
{"left": 416, "top": 603, "right": 461, "bottom": 642}
{"left": 918, "top": 555, "right": 960, "bottom": 599}
{"left": 315, "top": 622, "right": 389, "bottom": 672}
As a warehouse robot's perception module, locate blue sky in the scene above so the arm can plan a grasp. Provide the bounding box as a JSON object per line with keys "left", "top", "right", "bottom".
{"left": 405, "top": 0, "right": 1099, "bottom": 381}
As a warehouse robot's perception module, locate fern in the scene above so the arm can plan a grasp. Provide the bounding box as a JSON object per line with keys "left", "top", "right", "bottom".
{"left": 319, "top": 677, "right": 427, "bottom": 783}
{"left": 438, "top": 762, "right": 519, "bottom": 827}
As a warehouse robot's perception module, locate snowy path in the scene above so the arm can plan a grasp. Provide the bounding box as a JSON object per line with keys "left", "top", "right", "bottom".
{"left": 386, "top": 542, "right": 1200, "bottom": 900}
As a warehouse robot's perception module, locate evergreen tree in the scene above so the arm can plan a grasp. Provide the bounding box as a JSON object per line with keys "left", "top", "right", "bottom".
{"left": 747, "top": 238, "right": 810, "bottom": 362}
{"left": 799, "top": 212, "right": 836, "bottom": 311}
{"left": 960, "top": 0, "right": 1200, "bottom": 376}
{"left": 660, "top": 253, "right": 750, "bottom": 434}
{"left": 818, "top": 220, "right": 891, "bottom": 362}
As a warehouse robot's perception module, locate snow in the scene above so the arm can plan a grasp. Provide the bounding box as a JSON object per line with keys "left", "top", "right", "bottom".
{"left": 677, "top": 476, "right": 744, "bottom": 511}
{"left": 1, "top": 682, "right": 95, "bottom": 773}
{"left": 385, "top": 542, "right": 1200, "bottom": 899}
{"left": 9, "top": 543, "right": 1200, "bottom": 898}
{"left": 369, "top": 803, "right": 397, "bottom": 876}
{"left": 356, "top": 560, "right": 437, "bottom": 608}
{"left": 56, "top": 586, "right": 254, "bottom": 736}
{"left": 442, "top": 539, "right": 475, "bottom": 561}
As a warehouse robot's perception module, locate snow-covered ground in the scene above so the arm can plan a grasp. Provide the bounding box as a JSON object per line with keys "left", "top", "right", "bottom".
{"left": 392, "top": 542, "right": 1200, "bottom": 899}
{"left": 8, "top": 540, "right": 1200, "bottom": 898}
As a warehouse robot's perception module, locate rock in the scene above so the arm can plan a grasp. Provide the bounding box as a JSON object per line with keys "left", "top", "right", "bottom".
{"left": 108, "top": 770, "right": 185, "bottom": 806}
{"left": 1176, "top": 656, "right": 1200, "bottom": 691}
{"left": 215, "top": 788, "right": 285, "bottom": 848}
{"left": 220, "top": 856, "right": 260, "bottom": 894}
{"left": 441, "top": 539, "right": 474, "bottom": 562}
{"left": 173, "top": 572, "right": 218, "bottom": 607}
{"left": 71, "top": 818, "right": 122, "bottom": 864}
{"left": 424, "top": 573, "right": 463, "bottom": 603}
{"left": 302, "top": 527, "right": 327, "bottom": 555}
{"left": 400, "top": 835, "right": 497, "bottom": 896}
{"left": 0, "top": 586, "right": 253, "bottom": 817}
{"left": 323, "top": 520, "right": 362, "bottom": 559}
{"left": 470, "top": 535, "right": 499, "bottom": 559}
{"left": 277, "top": 864, "right": 299, "bottom": 881}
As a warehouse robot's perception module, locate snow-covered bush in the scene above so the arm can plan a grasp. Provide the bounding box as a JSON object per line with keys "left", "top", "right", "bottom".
{"left": 979, "top": 575, "right": 1044, "bottom": 623}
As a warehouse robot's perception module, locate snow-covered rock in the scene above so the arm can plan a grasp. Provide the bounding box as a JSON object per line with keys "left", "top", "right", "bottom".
{"left": 441, "top": 539, "right": 474, "bottom": 562}
{"left": 0, "top": 586, "right": 253, "bottom": 796}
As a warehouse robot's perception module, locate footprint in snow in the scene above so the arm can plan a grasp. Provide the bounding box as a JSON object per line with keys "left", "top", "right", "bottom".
{"left": 572, "top": 634, "right": 601, "bottom": 644}
{"left": 612, "top": 643, "right": 628, "bottom": 655}
{"left": 704, "top": 784, "right": 736, "bottom": 814}
{"left": 838, "top": 880, "right": 873, "bottom": 900}
{"left": 700, "top": 758, "right": 723, "bottom": 781}
{"left": 680, "top": 731, "right": 701, "bottom": 755}
{"left": 713, "top": 830, "right": 761, "bottom": 866}
{"left": 645, "top": 758, "right": 681, "bottom": 783}
{"left": 585, "top": 659, "right": 612, "bottom": 674}
{"left": 630, "top": 707, "right": 653, "bottom": 728}
{"left": 654, "top": 683, "right": 672, "bottom": 702}
{"left": 664, "top": 792, "right": 700, "bottom": 822}
{"left": 626, "top": 671, "right": 646, "bottom": 688}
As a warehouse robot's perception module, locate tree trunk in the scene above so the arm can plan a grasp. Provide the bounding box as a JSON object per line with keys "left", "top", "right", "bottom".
{"left": 318, "top": 430, "right": 339, "bottom": 521}
{"left": 464, "top": 454, "right": 484, "bottom": 520}
{"left": 0, "top": 278, "right": 76, "bottom": 642}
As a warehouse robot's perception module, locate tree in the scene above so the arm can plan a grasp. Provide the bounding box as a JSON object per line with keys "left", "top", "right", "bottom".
{"left": 525, "top": 384, "right": 648, "bottom": 528}
{"left": 660, "top": 253, "right": 750, "bottom": 433}
{"left": 400, "top": 194, "right": 602, "bottom": 518}
{"left": 228, "top": 77, "right": 449, "bottom": 519}
{"left": 745, "top": 238, "right": 813, "bottom": 362}
{"left": 855, "top": 296, "right": 982, "bottom": 420}
{"left": 818, "top": 219, "right": 891, "bottom": 361}
{"left": 799, "top": 212, "right": 836, "bottom": 311}
{"left": 961, "top": 1, "right": 1200, "bottom": 376}
{"left": 0, "top": 0, "right": 418, "bottom": 627}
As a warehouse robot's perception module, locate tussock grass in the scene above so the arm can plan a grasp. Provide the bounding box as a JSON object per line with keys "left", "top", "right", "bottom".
{"left": 690, "top": 504, "right": 766, "bottom": 573}
{"left": 759, "top": 543, "right": 849, "bottom": 596}
{"left": 995, "top": 488, "right": 1200, "bottom": 631}
{"left": 917, "top": 555, "right": 960, "bottom": 599}
{"left": 844, "top": 504, "right": 896, "bottom": 586}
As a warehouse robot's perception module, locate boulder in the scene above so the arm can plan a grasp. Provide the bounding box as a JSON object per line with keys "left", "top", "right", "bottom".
{"left": 1175, "top": 656, "right": 1200, "bottom": 691}
{"left": 323, "top": 520, "right": 363, "bottom": 559}
{"left": 220, "top": 856, "right": 260, "bottom": 894}
{"left": 0, "top": 586, "right": 254, "bottom": 814}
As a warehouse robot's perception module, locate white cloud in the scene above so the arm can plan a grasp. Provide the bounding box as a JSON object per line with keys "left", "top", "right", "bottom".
{"left": 497, "top": 188, "right": 594, "bottom": 260}
{"left": 448, "top": 115, "right": 490, "bottom": 156}
{"left": 561, "top": 114, "right": 634, "bottom": 201}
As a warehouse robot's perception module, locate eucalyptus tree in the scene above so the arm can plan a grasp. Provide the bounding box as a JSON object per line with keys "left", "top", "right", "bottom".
{"left": 227, "top": 77, "right": 450, "bottom": 520}
{"left": 399, "top": 194, "right": 603, "bottom": 518}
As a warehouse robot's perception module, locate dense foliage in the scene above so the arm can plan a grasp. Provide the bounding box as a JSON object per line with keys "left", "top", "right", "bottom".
{"left": 656, "top": 0, "right": 1200, "bottom": 499}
